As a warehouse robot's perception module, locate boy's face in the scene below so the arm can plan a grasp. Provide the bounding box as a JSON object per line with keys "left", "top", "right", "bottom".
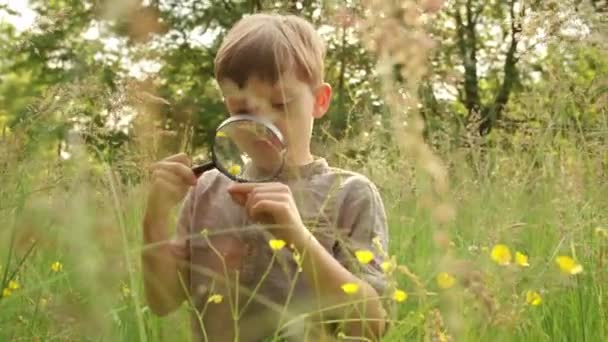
{"left": 218, "top": 71, "right": 331, "bottom": 165}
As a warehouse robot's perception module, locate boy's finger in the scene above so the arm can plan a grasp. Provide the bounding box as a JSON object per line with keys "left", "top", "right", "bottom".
{"left": 249, "top": 200, "right": 281, "bottom": 222}
{"left": 245, "top": 192, "right": 286, "bottom": 213}
{"left": 165, "top": 153, "right": 191, "bottom": 166}
{"left": 156, "top": 162, "right": 197, "bottom": 185}
{"left": 249, "top": 184, "right": 289, "bottom": 194}
{"left": 228, "top": 183, "right": 260, "bottom": 194}
{"left": 227, "top": 182, "right": 285, "bottom": 194}
{"left": 228, "top": 191, "right": 247, "bottom": 206}
{"left": 154, "top": 177, "right": 186, "bottom": 199}
{"left": 227, "top": 183, "right": 260, "bottom": 194}
{"left": 152, "top": 168, "right": 185, "bottom": 188}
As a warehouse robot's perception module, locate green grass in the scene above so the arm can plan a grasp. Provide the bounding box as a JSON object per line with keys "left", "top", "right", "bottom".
{"left": 0, "top": 130, "right": 607, "bottom": 341}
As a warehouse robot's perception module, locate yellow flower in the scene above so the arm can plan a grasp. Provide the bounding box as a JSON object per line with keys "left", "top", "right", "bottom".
{"left": 392, "top": 289, "right": 408, "bottom": 302}
{"left": 371, "top": 236, "right": 385, "bottom": 254}
{"left": 51, "top": 261, "right": 63, "bottom": 273}
{"left": 341, "top": 283, "right": 360, "bottom": 295}
{"left": 381, "top": 260, "right": 395, "bottom": 273}
{"left": 2, "top": 288, "right": 11, "bottom": 297}
{"left": 355, "top": 250, "right": 374, "bottom": 265}
{"left": 515, "top": 252, "right": 530, "bottom": 267}
{"left": 228, "top": 164, "right": 242, "bottom": 176}
{"left": 215, "top": 131, "right": 227, "bottom": 138}
{"left": 291, "top": 245, "right": 303, "bottom": 273}
{"left": 556, "top": 256, "right": 583, "bottom": 275}
{"left": 526, "top": 290, "right": 542, "bottom": 306}
{"left": 121, "top": 284, "right": 131, "bottom": 298}
{"left": 8, "top": 280, "right": 19, "bottom": 290}
{"left": 491, "top": 244, "right": 512, "bottom": 266}
{"left": 268, "top": 239, "right": 286, "bottom": 251}
{"left": 436, "top": 272, "right": 455, "bottom": 289}
{"left": 208, "top": 294, "right": 223, "bottom": 304}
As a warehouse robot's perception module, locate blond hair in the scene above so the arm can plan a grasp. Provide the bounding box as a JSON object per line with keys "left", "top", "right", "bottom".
{"left": 214, "top": 13, "right": 325, "bottom": 88}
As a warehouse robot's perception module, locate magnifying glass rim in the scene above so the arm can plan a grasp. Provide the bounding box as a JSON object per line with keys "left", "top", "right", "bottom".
{"left": 212, "top": 114, "right": 287, "bottom": 183}
{"left": 216, "top": 114, "right": 285, "bottom": 142}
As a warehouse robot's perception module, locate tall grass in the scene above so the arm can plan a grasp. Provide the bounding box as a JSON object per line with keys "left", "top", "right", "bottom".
{"left": 1, "top": 107, "right": 606, "bottom": 341}
{"left": 1, "top": 1, "right": 607, "bottom": 341}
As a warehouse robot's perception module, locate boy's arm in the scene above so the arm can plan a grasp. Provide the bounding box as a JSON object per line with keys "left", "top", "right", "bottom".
{"left": 142, "top": 153, "right": 197, "bottom": 316}
{"left": 228, "top": 178, "right": 389, "bottom": 340}
{"left": 142, "top": 205, "right": 190, "bottom": 316}
{"left": 294, "top": 178, "right": 388, "bottom": 340}
{"left": 293, "top": 229, "right": 387, "bottom": 339}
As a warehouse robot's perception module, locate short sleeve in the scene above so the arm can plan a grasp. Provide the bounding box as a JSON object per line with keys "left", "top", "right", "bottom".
{"left": 334, "top": 176, "right": 389, "bottom": 295}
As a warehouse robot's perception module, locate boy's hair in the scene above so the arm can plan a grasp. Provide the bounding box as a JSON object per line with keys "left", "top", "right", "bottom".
{"left": 214, "top": 13, "right": 325, "bottom": 89}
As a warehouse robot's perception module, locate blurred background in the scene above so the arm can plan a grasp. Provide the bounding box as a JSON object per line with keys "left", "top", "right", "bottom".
{"left": 0, "top": 0, "right": 607, "bottom": 341}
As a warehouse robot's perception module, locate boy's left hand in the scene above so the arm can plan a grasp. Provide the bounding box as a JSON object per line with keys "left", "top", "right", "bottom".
{"left": 227, "top": 182, "right": 307, "bottom": 243}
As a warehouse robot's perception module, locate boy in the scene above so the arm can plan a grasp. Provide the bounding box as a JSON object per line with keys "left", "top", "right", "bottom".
{"left": 143, "top": 13, "right": 389, "bottom": 342}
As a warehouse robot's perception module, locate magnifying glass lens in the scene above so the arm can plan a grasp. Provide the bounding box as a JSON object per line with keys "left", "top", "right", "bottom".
{"left": 212, "top": 118, "right": 285, "bottom": 182}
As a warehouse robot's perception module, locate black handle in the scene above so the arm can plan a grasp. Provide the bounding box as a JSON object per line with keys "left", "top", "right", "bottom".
{"left": 192, "top": 161, "right": 215, "bottom": 177}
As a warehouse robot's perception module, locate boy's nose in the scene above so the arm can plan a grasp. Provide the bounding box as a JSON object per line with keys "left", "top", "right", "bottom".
{"left": 234, "top": 98, "right": 261, "bottom": 116}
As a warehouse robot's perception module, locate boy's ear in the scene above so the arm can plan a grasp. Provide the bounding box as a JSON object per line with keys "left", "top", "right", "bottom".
{"left": 312, "top": 83, "right": 332, "bottom": 119}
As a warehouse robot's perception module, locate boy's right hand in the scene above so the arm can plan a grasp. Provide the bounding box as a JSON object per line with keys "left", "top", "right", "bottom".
{"left": 147, "top": 153, "right": 198, "bottom": 215}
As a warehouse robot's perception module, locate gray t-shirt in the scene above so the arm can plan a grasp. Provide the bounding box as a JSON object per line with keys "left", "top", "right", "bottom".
{"left": 171, "top": 157, "right": 389, "bottom": 342}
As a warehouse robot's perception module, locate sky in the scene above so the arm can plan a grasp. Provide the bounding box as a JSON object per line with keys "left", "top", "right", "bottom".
{"left": 0, "top": 0, "right": 36, "bottom": 32}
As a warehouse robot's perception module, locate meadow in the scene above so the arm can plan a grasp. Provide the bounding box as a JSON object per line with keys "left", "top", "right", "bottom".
{"left": 1, "top": 110, "right": 606, "bottom": 341}
{"left": 1, "top": 0, "right": 607, "bottom": 341}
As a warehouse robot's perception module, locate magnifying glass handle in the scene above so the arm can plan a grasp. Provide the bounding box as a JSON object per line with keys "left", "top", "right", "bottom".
{"left": 192, "top": 161, "right": 214, "bottom": 178}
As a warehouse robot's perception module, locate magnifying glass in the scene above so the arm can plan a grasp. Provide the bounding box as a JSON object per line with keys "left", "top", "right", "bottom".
{"left": 191, "top": 114, "right": 286, "bottom": 182}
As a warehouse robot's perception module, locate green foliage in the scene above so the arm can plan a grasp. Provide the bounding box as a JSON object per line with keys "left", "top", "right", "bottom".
{"left": 0, "top": 0, "right": 607, "bottom": 340}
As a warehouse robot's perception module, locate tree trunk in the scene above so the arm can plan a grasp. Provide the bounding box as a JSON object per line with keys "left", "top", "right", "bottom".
{"left": 479, "top": 0, "right": 522, "bottom": 135}
{"left": 454, "top": 0, "right": 482, "bottom": 118}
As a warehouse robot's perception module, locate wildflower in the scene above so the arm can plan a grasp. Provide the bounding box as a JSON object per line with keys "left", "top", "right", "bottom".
{"left": 436, "top": 272, "right": 455, "bottom": 289}
{"left": 355, "top": 250, "right": 374, "bottom": 265}
{"left": 392, "top": 289, "right": 408, "bottom": 302}
{"left": 556, "top": 256, "right": 583, "bottom": 275}
{"left": 515, "top": 252, "right": 530, "bottom": 267}
{"left": 208, "top": 294, "right": 223, "bottom": 304}
{"left": 8, "top": 280, "right": 19, "bottom": 290}
{"left": 372, "top": 236, "right": 385, "bottom": 254}
{"left": 228, "top": 164, "right": 242, "bottom": 176}
{"left": 595, "top": 227, "right": 607, "bottom": 239}
{"left": 381, "top": 260, "right": 395, "bottom": 273}
{"left": 526, "top": 290, "right": 542, "bottom": 306}
{"left": 51, "top": 261, "right": 63, "bottom": 273}
{"left": 291, "top": 245, "right": 303, "bottom": 273}
{"left": 215, "top": 131, "right": 227, "bottom": 138}
{"left": 121, "top": 284, "right": 131, "bottom": 298}
{"left": 268, "top": 239, "right": 286, "bottom": 251}
{"left": 341, "top": 283, "right": 360, "bottom": 295}
{"left": 490, "top": 244, "right": 512, "bottom": 266}
{"left": 2, "top": 288, "right": 10, "bottom": 297}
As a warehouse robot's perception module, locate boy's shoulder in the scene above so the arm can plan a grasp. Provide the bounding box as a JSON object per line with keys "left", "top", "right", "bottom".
{"left": 322, "top": 164, "right": 382, "bottom": 198}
